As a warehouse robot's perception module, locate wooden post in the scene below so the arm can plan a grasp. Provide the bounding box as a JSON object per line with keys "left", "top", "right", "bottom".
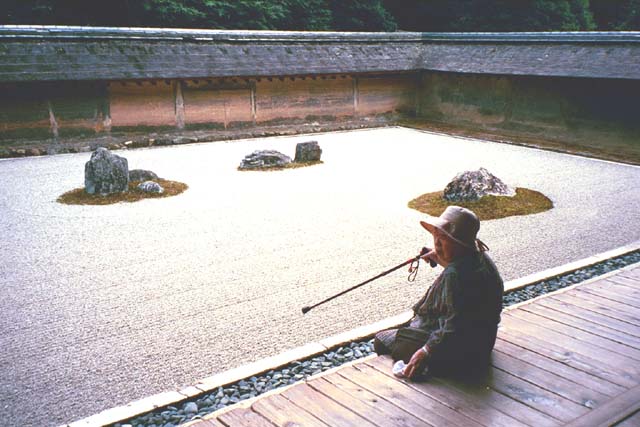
{"left": 250, "top": 81, "right": 257, "bottom": 123}
{"left": 47, "top": 100, "right": 59, "bottom": 138}
{"left": 352, "top": 76, "right": 359, "bottom": 116}
{"left": 175, "top": 80, "right": 185, "bottom": 129}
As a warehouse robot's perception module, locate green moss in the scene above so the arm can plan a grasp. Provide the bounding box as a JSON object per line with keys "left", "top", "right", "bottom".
{"left": 408, "top": 187, "right": 553, "bottom": 221}
{"left": 57, "top": 179, "right": 187, "bottom": 205}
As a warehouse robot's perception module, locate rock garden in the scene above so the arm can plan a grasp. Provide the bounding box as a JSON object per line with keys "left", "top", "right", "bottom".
{"left": 57, "top": 147, "right": 188, "bottom": 205}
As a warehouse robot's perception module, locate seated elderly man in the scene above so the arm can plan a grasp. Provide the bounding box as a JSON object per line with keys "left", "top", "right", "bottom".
{"left": 374, "top": 206, "right": 504, "bottom": 379}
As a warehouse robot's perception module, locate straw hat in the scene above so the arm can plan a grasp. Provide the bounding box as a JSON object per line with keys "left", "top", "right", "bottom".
{"left": 420, "top": 206, "right": 485, "bottom": 251}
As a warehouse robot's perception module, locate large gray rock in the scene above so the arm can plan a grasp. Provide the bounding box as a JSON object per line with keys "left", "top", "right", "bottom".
{"left": 84, "top": 148, "right": 129, "bottom": 195}
{"left": 443, "top": 167, "right": 515, "bottom": 202}
{"left": 129, "top": 169, "right": 159, "bottom": 182}
{"left": 294, "top": 141, "right": 322, "bottom": 163}
{"left": 239, "top": 150, "right": 292, "bottom": 170}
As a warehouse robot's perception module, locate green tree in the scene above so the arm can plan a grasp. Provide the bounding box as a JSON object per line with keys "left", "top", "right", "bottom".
{"left": 384, "top": 0, "right": 595, "bottom": 31}
{"left": 590, "top": 0, "right": 640, "bottom": 29}
{"left": 328, "top": 0, "right": 397, "bottom": 31}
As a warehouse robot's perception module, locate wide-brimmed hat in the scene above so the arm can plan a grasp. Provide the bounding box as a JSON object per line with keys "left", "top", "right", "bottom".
{"left": 420, "top": 206, "right": 482, "bottom": 251}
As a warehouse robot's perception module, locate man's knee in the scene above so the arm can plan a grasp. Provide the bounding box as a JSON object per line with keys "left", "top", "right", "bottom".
{"left": 373, "top": 329, "right": 397, "bottom": 355}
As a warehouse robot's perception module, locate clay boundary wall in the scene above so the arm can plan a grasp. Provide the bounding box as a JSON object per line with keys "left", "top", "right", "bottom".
{"left": 0, "top": 73, "right": 417, "bottom": 142}
{"left": 1, "top": 28, "right": 639, "bottom": 156}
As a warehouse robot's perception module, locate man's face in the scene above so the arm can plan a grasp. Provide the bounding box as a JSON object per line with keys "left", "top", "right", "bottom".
{"left": 433, "top": 228, "right": 459, "bottom": 264}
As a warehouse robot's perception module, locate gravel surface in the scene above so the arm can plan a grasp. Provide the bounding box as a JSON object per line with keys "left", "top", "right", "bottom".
{"left": 115, "top": 250, "right": 640, "bottom": 427}
{"left": 1, "top": 127, "right": 639, "bottom": 427}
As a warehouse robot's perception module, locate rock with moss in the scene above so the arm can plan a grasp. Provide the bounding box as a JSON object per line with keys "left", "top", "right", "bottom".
{"left": 84, "top": 148, "right": 129, "bottom": 195}
{"left": 444, "top": 167, "right": 515, "bottom": 202}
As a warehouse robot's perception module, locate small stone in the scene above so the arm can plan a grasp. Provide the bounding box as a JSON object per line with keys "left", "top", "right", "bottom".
{"left": 183, "top": 402, "right": 198, "bottom": 414}
{"left": 137, "top": 181, "right": 164, "bottom": 194}
{"left": 155, "top": 138, "right": 173, "bottom": 146}
{"left": 173, "top": 137, "right": 197, "bottom": 145}
{"left": 129, "top": 169, "right": 159, "bottom": 182}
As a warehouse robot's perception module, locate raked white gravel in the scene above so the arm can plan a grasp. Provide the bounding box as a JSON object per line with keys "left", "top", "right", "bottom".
{"left": 1, "top": 127, "right": 639, "bottom": 426}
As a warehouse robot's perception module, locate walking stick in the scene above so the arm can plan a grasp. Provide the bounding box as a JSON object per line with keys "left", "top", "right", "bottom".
{"left": 301, "top": 248, "right": 436, "bottom": 314}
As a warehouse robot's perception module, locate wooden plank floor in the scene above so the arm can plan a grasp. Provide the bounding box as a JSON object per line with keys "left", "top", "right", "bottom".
{"left": 190, "top": 264, "right": 640, "bottom": 427}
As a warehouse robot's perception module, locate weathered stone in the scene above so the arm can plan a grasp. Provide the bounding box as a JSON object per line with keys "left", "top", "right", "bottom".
{"left": 183, "top": 402, "right": 198, "bottom": 414}
{"left": 173, "top": 137, "right": 197, "bottom": 145}
{"left": 154, "top": 138, "right": 173, "bottom": 146}
{"left": 294, "top": 141, "right": 322, "bottom": 162}
{"left": 84, "top": 147, "right": 129, "bottom": 195}
{"left": 129, "top": 169, "right": 159, "bottom": 182}
{"left": 239, "top": 150, "right": 291, "bottom": 169}
{"left": 443, "top": 167, "right": 515, "bottom": 202}
{"left": 137, "top": 181, "right": 164, "bottom": 194}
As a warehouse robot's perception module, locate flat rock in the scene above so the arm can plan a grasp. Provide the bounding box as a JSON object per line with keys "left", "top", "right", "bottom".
{"left": 239, "top": 150, "right": 291, "bottom": 170}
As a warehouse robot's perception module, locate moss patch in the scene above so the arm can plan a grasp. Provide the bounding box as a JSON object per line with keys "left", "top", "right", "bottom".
{"left": 57, "top": 179, "right": 188, "bottom": 205}
{"left": 237, "top": 160, "right": 323, "bottom": 172}
{"left": 408, "top": 187, "right": 553, "bottom": 220}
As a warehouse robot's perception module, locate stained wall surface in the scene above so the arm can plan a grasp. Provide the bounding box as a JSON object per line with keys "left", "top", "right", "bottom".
{"left": 417, "top": 71, "right": 640, "bottom": 154}
{"left": 108, "top": 81, "right": 176, "bottom": 128}
{"left": 0, "top": 74, "right": 418, "bottom": 140}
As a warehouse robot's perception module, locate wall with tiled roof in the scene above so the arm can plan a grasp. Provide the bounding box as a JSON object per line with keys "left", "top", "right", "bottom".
{"left": 1, "top": 26, "right": 639, "bottom": 82}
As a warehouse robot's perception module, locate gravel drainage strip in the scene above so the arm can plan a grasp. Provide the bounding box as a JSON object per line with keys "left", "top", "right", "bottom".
{"left": 112, "top": 250, "right": 640, "bottom": 427}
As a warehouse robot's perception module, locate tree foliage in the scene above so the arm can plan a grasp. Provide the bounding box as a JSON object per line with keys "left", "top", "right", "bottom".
{"left": 1, "top": 0, "right": 390, "bottom": 30}
{"left": 2, "top": 0, "right": 638, "bottom": 31}
{"left": 384, "top": 0, "right": 596, "bottom": 32}
{"left": 590, "top": 0, "right": 640, "bottom": 30}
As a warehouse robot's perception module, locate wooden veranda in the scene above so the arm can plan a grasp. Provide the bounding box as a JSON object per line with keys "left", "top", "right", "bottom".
{"left": 188, "top": 264, "right": 640, "bottom": 427}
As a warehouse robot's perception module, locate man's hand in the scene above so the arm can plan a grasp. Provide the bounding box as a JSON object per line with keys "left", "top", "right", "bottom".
{"left": 421, "top": 248, "right": 440, "bottom": 267}
{"left": 403, "top": 347, "right": 429, "bottom": 379}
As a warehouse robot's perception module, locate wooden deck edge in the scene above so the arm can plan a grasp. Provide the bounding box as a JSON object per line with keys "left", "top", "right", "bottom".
{"left": 563, "top": 385, "right": 640, "bottom": 427}
{"left": 503, "top": 255, "right": 640, "bottom": 312}
{"left": 182, "top": 354, "right": 379, "bottom": 427}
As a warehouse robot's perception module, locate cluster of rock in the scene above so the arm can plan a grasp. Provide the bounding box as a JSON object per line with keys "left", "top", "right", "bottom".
{"left": 443, "top": 167, "right": 515, "bottom": 202}
{"left": 84, "top": 147, "right": 163, "bottom": 195}
{"left": 238, "top": 141, "right": 322, "bottom": 170}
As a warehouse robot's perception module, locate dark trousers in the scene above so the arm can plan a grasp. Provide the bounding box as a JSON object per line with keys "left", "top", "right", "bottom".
{"left": 374, "top": 327, "right": 497, "bottom": 376}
